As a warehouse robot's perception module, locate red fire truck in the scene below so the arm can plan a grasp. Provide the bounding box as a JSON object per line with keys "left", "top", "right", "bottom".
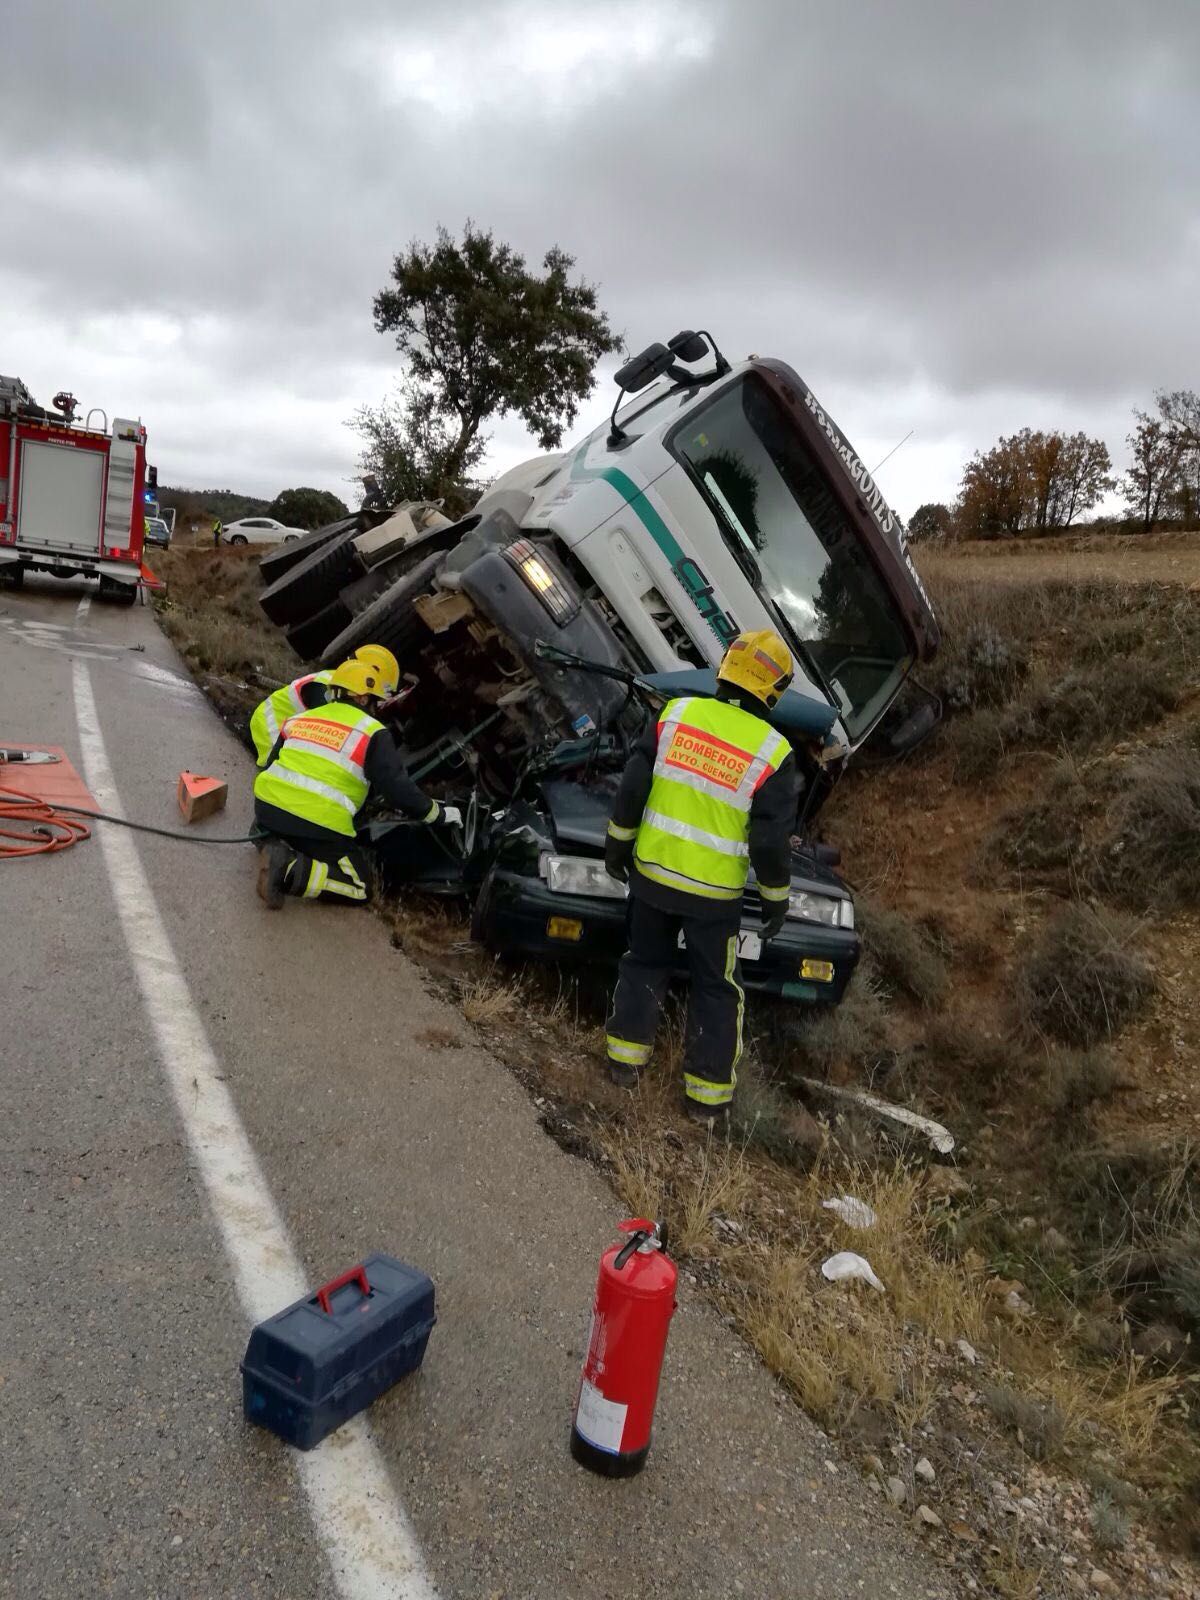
{"left": 0, "top": 375, "right": 154, "bottom": 604}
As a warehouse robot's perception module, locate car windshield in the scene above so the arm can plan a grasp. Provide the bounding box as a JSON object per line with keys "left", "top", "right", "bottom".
{"left": 671, "top": 374, "right": 914, "bottom": 742}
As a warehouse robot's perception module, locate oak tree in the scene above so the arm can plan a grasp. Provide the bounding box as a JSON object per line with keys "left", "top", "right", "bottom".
{"left": 369, "top": 222, "right": 619, "bottom": 490}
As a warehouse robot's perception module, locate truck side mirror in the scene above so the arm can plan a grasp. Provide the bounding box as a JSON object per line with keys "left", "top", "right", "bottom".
{"left": 668, "top": 330, "right": 708, "bottom": 364}
{"left": 614, "top": 343, "right": 674, "bottom": 394}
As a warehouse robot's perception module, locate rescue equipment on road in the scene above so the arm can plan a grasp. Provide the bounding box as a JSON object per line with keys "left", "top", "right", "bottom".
{"left": 571, "top": 1219, "right": 677, "bottom": 1477}
{"left": 241, "top": 1253, "right": 436, "bottom": 1450}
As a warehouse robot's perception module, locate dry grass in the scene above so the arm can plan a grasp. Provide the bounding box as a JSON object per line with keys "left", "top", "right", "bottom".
{"left": 461, "top": 976, "right": 524, "bottom": 1025}
{"left": 153, "top": 546, "right": 296, "bottom": 726}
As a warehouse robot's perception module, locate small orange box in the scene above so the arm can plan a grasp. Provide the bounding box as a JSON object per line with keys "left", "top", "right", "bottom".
{"left": 177, "top": 770, "right": 228, "bottom": 823}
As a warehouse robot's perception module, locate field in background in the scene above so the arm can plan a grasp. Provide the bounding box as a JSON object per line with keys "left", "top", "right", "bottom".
{"left": 151, "top": 537, "right": 1200, "bottom": 1598}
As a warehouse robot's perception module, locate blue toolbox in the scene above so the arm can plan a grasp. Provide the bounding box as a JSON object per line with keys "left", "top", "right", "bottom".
{"left": 241, "top": 1254, "right": 436, "bottom": 1450}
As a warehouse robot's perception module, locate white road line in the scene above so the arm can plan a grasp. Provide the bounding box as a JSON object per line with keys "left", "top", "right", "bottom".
{"left": 71, "top": 660, "right": 438, "bottom": 1600}
{"left": 75, "top": 594, "right": 91, "bottom": 625}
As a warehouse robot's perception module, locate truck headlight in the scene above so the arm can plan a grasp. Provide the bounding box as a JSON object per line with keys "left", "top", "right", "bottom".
{"left": 503, "top": 538, "right": 580, "bottom": 625}
{"left": 787, "top": 890, "right": 854, "bottom": 929}
{"left": 542, "top": 854, "right": 628, "bottom": 900}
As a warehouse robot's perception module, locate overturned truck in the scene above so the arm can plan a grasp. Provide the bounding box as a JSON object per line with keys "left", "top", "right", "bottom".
{"left": 259, "top": 331, "right": 939, "bottom": 1005}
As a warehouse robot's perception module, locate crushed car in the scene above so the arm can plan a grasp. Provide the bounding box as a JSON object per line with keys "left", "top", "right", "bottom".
{"left": 259, "top": 330, "right": 939, "bottom": 1008}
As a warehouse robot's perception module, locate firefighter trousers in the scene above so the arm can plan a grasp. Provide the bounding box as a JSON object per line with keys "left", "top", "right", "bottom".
{"left": 606, "top": 893, "right": 745, "bottom": 1114}
{"left": 262, "top": 831, "right": 372, "bottom": 905}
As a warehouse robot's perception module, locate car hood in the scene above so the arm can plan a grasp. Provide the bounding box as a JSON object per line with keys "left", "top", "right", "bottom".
{"left": 542, "top": 776, "right": 620, "bottom": 852}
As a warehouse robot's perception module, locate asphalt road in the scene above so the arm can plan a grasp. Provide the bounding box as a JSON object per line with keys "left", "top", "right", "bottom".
{"left": 0, "top": 572, "right": 954, "bottom": 1600}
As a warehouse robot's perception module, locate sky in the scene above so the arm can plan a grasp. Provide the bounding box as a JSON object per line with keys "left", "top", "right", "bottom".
{"left": 2, "top": 0, "right": 1197, "bottom": 522}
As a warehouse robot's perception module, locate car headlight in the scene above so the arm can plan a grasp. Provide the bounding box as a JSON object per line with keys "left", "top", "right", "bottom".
{"left": 786, "top": 889, "right": 854, "bottom": 929}
{"left": 542, "top": 854, "right": 628, "bottom": 900}
{"left": 503, "top": 538, "right": 580, "bottom": 625}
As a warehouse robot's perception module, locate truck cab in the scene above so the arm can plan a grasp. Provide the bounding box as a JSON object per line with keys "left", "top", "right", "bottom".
{"left": 475, "top": 336, "right": 938, "bottom": 762}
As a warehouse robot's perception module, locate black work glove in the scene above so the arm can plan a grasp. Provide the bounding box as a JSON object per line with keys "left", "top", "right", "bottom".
{"left": 761, "top": 904, "right": 787, "bottom": 941}
{"left": 605, "top": 838, "right": 633, "bottom": 884}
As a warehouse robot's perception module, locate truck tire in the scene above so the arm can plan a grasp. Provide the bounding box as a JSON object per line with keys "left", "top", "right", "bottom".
{"left": 285, "top": 598, "right": 353, "bottom": 661}
{"left": 258, "top": 516, "right": 357, "bottom": 584}
{"left": 0, "top": 563, "right": 23, "bottom": 589}
{"left": 318, "top": 552, "right": 445, "bottom": 667}
{"left": 259, "top": 530, "right": 365, "bottom": 627}
{"left": 338, "top": 522, "right": 469, "bottom": 616}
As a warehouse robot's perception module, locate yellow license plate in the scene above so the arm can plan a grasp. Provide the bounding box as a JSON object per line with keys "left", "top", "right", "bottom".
{"left": 801, "top": 959, "right": 834, "bottom": 982}
{"left": 547, "top": 915, "right": 584, "bottom": 942}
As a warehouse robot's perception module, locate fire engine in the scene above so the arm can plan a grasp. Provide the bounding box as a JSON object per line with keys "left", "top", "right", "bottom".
{"left": 0, "top": 375, "right": 155, "bottom": 604}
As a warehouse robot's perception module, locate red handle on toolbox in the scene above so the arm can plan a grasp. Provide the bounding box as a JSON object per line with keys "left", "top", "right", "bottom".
{"left": 315, "top": 1265, "right": 371, "bottom": 1314}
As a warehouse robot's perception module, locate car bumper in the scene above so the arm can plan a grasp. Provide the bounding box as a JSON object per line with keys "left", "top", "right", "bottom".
{"left": 482, "top": 869, "right": 860, "bottom": 1003}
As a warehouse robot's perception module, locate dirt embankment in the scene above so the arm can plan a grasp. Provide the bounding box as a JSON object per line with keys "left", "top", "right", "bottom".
{"left": 155, "top": 539, "right": 1200, "bottom": 1600}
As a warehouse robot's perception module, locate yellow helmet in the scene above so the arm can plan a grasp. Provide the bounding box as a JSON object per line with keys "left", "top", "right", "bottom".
{"left": 353, "top": 645, "right": 399, "bottom": 696}
{"left": 330, "top": 658, "right": 387, "bottom": 700}
{"left": 716, "top": 629, "right": 794, "bottom": 708}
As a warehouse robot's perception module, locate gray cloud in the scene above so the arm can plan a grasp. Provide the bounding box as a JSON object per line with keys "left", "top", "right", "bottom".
{"left": 2, "top": 0, "right": 1196, "bottom": 515}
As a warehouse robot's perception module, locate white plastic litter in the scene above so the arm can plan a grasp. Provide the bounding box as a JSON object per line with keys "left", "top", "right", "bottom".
{"left": 821, "top": 1251, "right": 886, "bottom": 1292}
{"left": 800, "top": 1078, "right": 956, "bottom": 1155}
{"left": 821, "top": 1195, "right": 877, "bottom": 1230}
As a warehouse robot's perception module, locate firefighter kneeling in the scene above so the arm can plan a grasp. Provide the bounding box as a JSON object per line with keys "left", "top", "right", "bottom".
{"left": 252, "top": 653, "right": 455, "bottom": 908}
{"left": 604, "top": 630, "right": 799, "bottom": 1122}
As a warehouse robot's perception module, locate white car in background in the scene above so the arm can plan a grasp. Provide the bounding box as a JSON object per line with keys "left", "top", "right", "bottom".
{"left": 222, "top": 516, "right": 304, "bottom": 546}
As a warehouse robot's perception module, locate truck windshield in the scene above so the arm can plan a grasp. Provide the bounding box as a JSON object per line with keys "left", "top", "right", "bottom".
{"left": 671, "top": 375, "right": 914, "bottom": 742}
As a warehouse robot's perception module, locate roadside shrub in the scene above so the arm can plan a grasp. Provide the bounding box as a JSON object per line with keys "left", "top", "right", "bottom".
{"left": 1031, "top": 658, "right": 1180, "bottom": 751}
{"left": 858, "top": 899, "right": 948, "bottom": 1008}
{"left": 1014, "top": 903, "right": 1154, "bottom": 1046}
{"left": 1098, "top": 745, "right": 1200, "bottom": 911}
{"left": 1044, "top": 1048, "right": 1121, "bottom": 1121}
{"left": 796, "top": 960, "right": 894, "bottom": 1075}
{"left": 938, "top": 624, "right": 1029, "bottom": 712}
{"left": 991, "top": 759, "right": 1096, "bottom": 879}
{"left": 948, "top": 706, "right": 1010, "bottom": 782}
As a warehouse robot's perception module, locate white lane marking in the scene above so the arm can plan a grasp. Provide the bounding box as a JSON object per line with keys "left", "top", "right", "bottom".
{"left": 75, "top": 594, "right": 91, "bottom": 625}
{"left": 71, "top": 661, "right": 438, "bottom": 1600}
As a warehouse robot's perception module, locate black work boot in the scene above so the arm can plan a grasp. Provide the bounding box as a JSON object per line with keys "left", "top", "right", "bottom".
{"left": 608, "top": 1060, "right": 641, "bottom": 1090}
{"left": 256, "top": 841, "right": 291, "bottom": 909}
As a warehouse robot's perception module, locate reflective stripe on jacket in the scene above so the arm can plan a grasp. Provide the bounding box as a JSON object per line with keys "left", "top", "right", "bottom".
{"left": 253, "top": 699, "right": 382, "bottom": 836}
{"left": 634, "top": 696, "right": 790, "bottom": 901}
{"left": 250, "top": 670, "right": 334, "bottom": 765}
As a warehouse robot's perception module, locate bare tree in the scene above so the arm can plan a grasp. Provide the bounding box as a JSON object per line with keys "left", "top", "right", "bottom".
{"left": 1056, "top": 432, "right": 1113, "bottom": 529}
{"left": 1122, "top": 411, "right": 1184, "bottom": 532}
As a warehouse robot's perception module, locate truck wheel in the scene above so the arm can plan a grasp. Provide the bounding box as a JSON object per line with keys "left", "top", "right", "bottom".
{"left": 259, "top": 530, "right": 365, "bottom": 627}
{"left": 284, "top": 598, "right": 353, "bottom": 661}
{"left": 0, "top": 563, "right": 23, "bottom": 589}
{"left": 257, "top": 516, "right": 354, "bottom": 584}
{"left": 318, "top": 551, "right": 445, "bottom": 666}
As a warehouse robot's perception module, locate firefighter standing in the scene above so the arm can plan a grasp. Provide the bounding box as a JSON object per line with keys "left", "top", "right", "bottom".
{"left": 253, "top": 653, "right": 455, "bottom": 908}
{"left": 604, "top": 630, "right": 799, "bottom": 1122}
{"left": 247, "top": 646, "right": 400, "bottom": 766}
{"left": 212, "top": 517, "right": 222, "bottom": 547}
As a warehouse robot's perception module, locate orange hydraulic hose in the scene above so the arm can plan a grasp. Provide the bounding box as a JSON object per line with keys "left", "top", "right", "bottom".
{"left": 0, "top": 783, "right": 92, "bottom": 857}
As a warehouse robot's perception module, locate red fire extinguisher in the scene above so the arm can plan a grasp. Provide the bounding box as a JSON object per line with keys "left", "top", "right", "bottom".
{"left": 570, "top": 1218, "right": 677, "bottom": 1477}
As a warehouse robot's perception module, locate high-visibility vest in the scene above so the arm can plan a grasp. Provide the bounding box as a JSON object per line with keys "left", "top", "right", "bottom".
{"left": 249, "top": 670, "right": 334, "bottom": 765}
{"left": 253, "top": 700, "right": 382, "bottom": 837}
{"left": 632, "top": 696, "right": 791, "bottom": 902}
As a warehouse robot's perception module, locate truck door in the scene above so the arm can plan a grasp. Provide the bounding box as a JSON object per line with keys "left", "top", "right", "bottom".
{"left": 16, "top": 438, "right": 105, "bottom": 554}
